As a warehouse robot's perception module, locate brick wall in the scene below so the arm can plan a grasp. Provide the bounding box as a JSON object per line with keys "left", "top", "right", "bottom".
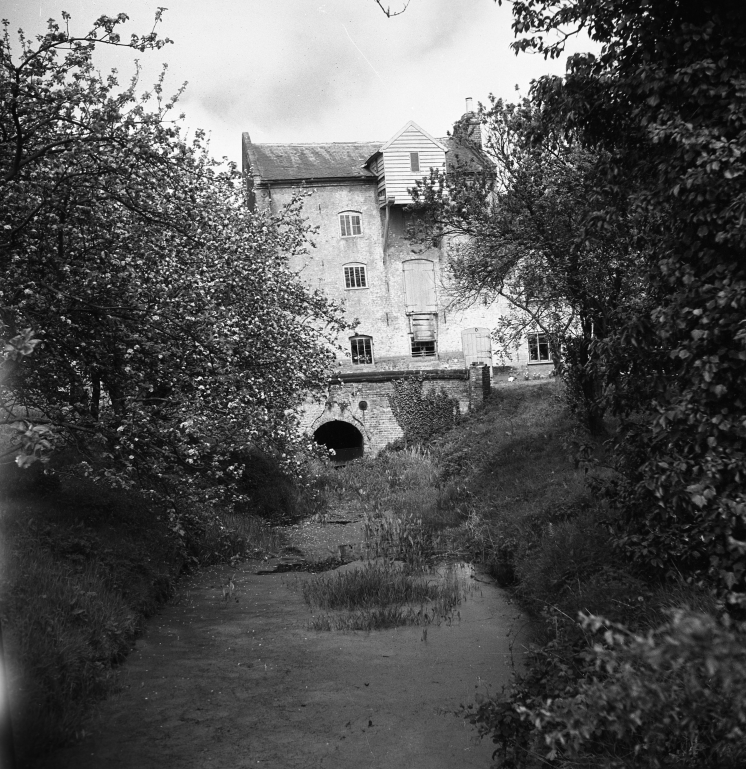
{"left": 299, "top": 365, "right": 491, "bottom": 456}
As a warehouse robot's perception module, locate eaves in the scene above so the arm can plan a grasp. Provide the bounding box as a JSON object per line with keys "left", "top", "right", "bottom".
{"left": 254, "top": 177, "right": 377, "bottom": 189}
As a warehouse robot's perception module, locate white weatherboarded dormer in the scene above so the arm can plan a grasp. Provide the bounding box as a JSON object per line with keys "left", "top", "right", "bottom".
{"left": 364, "top": 121, "right": 447, "bottom": 206}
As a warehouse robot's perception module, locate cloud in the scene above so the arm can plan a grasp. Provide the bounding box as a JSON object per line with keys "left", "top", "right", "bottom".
{"left": 4, "top": 0, "right": 597, "bottom": 163}
{"left": 401, "top": 0, "right": 486, "bottom": 59}
{"left": 179, "top": 2, "right": 389, "bottom": 140}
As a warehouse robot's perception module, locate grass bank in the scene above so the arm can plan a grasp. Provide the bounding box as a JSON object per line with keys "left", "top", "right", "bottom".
{"left": 0, "top": 464, "right": 287, "bottom": 768}
{"left": 325, "top": 380, "right": 736, "bottom": 768}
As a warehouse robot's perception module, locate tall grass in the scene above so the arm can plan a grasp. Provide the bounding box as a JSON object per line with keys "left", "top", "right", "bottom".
{"left": 303, "top": 561, "right": 441, "bottom": 610}
{"left": 301, "top": 561, "right": 467, "bottom": 631}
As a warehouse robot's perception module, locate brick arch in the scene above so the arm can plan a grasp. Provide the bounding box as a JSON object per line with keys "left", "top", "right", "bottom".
{"left": 311, "top": 411, "right": 369, "bottom": 441}
{"left": 313, "top": 418, "right": 365, "bottom": 462}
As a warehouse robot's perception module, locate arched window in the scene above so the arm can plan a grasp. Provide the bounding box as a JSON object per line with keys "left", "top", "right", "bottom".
{"left": 343, "top": 263, "right": 368, "bottom": 289}
{"left": 350, "top": 335, "right": 373, "bottom": 365}
{"left": 339, "top": 211, "right": 362, "bottom": 237}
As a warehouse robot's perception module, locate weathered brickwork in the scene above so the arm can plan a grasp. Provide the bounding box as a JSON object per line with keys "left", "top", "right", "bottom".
{"left": 299, "top": 367, "right": 488, "bottom": 456}
{"left": 259, "top": 183, "right": 518, "bottom": 370}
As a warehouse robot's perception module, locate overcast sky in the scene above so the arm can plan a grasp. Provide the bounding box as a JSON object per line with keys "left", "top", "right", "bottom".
{"left": 5, "top": 1, "right": 594, "bottom": 164}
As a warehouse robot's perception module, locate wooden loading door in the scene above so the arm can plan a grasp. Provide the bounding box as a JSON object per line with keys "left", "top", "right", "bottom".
{"left": 402, "top": 259, "right": 437, "bottom": 312}
{"left": 461, "top": 327, "right": 492, "bottom": 366}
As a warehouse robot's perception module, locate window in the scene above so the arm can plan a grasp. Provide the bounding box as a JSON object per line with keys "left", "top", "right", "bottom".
{"left": 410, "top": 313, "right": 437, "bottom": 357}
{"left": 350, "top": 336, "right": 373, "bottom": 365}
{"left": 411, "top": 340, "right": 436, "bottom": 357}
{"left": 410, "top": 152, "right": 420, "bottom": 172}
{"left": 527, "top": 332, "right": 550, "bottom": 363}
{"left": 339, "top": 212, "right": 362, "bottom": 237}
{"left": 344, "top": 264, "right": 367, "bottom": 289}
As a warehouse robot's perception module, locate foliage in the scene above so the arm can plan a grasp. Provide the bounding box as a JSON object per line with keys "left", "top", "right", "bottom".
{"left": 0, "top": 12, "right": 346, "bottom": 503}
{"left": 498, "top": 0, "right": 746, "bottom": 608}
{"left": 388, "top": 376, "right": 460, "bottom": 445}
{"left": 335, "top": 381, "right": 589, "bottom": 570}
{"left": 436, "top": 2, "right": 746, "bottom": 766}
{"left": 412, "top": 98, "right": 645, "bottom": 435}
{"left": 472, "top": 610, "right": 746, "bottom": 769}
{"left": 327, "top": 445, "right": 464, "bottom": 534}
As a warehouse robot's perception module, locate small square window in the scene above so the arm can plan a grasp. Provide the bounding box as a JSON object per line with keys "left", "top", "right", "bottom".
{"left": 411, "top": 340, "right": 436, "bottom": 357}
{"left": 410, "top": 152, "right": 420, "bottom": 172}
{"left": 351, "top": 336, "right": 373, "bottom": 365}
{"left": 340, "top": 213, "right": 362, "bottom": 237}
{"left": 528, "top": 332, "right": 550, "bottom": 362}
{"left": 344, "top": 265, "right": 367, "bottom": 289}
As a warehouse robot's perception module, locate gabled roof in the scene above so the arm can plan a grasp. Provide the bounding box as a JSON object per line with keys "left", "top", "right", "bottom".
{"left": 378, "top": 120, "right": 448, "bottom": 153}
{"left": 242, "top": 134, "right": 382, "bottom": 182}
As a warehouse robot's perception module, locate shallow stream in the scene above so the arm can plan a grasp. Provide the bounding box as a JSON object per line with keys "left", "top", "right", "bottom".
{"left": 42, "top": 515, "right": 528, "bottom": 769}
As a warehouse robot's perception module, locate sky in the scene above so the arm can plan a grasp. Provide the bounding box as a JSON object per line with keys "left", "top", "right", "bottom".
{"left": 4, "top": 0, "right": 595, "bottom": 165}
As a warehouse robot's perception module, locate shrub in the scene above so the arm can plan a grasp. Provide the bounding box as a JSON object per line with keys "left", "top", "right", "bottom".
{"left": 469, "top": 601, "right": 744, "bottom": 769}
{"left": 228, "top": 448, "right": 303, "bottom": 522}
{"left": 515, "top": 612, "right": 746, "bottom": 769}
{"left": 388, "top": 376, "right": 460, "bottom": 445}
{"left": 513, "top": 513, "right": 615, "bottom": 609}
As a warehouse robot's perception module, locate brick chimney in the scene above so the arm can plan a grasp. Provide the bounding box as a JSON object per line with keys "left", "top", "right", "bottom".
{"left": 459, "top": 97, "right": 481, "bottom": 150}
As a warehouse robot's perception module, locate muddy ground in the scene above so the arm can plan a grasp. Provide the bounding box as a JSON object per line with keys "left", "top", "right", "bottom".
{"left": 40, "top": 518, "right": 528, "bottom": 769}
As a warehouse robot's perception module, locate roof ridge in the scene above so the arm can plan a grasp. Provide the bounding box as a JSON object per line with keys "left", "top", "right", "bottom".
{"left": 248, "top": 140, "right": 383, "bottom": 146}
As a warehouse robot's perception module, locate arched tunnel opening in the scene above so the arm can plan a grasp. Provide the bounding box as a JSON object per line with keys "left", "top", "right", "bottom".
{"left": 313, "top": 420, "right": 364, "bottom": 463}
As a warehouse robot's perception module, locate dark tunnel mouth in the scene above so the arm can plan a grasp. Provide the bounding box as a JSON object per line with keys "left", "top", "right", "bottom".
{"left": 313, "top": 420, "right": 364, "bottom": 462}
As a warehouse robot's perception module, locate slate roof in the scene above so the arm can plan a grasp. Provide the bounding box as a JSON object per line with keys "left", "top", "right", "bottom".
{"left": 442, "top": 136, "right": 490, "bottom": 173}
{"left": 241, "top": 132, "right": 491, "bottom": 185}
{"left": 243, "top": 136, "right": 382, "bottom": 182}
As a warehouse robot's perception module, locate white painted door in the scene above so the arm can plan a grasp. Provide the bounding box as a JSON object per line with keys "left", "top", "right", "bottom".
{"left": 461, "top": 327, "right": 492, "bottom": 366}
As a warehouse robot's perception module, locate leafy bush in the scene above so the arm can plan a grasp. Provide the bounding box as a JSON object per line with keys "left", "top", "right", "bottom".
{"left": 513, "top": 513, "right": 615, "bottom": 608}
{"left": 2, "top": 540, "right": 139, "bottom": 761}
{"left": 473, "top": 611, "right": 746, "bottom": 769}
{"left": 1, "top": 12, "right": 347, "bottom": 504}
{"left": 388, "top": 376, "right": 460, "bottom": 445}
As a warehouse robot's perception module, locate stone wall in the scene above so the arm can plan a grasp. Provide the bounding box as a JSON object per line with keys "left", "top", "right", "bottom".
{"left": 300, "top": 366, "right": 490, "bottom": 456}
{"left": 257, "top": 182, "right": 530, "bottom": 371}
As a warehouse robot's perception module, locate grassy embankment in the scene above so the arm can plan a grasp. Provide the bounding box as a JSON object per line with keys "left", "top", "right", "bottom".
{"left": 321, "top": 379, "right": 713, "bottom": 626}
{"left": 0, "top": 460, "right": 293, "bottom": 768}
{"left": 315, "top": 379, "right": 730, "bottom": 768}
{"left": 301, "top": 379, "right": 602, "bottom": 633}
